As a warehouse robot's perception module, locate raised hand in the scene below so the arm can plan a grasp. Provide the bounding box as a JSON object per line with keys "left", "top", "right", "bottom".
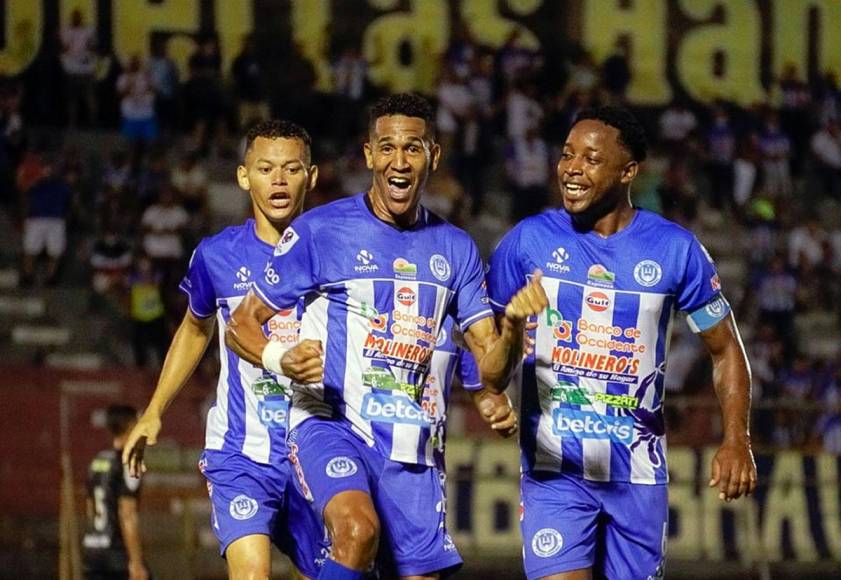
{"left": 505, "top": 269, "right": 549, "bottom": 323}
{"left": 281, "top": 339, "right": 324, "bottom": 383}
{"left": 122, "top": 413, "right": 162, "bottom": 478}
{"left": 474, "top": 390, "right": 519, "bottom": 438}
{"left": 709, "top": 438, "right": 757, "bottom": 502}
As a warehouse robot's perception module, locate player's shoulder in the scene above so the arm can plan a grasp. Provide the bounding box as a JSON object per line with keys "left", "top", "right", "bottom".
{"left": 633, "top": 209, "right": 699, "bottom": 248}
{"left": 293, "top": 195, "right": 359, "bottom": 231}
{"left": 496, "top": 210, "right": 563, "bottom": 250}
{"left": 422, "top": 206, "right": 477, "bottom": 247}
{"left": 197, "top": 220, "right": 255, "bottom": 254}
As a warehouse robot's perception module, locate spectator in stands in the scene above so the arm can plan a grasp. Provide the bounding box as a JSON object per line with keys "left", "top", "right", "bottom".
{"left": 0, "top": 82, "right": 25, "bottom": 208}
{"left": 705, "top": 103, "right": 736, "bottom": 209}
{"left": 140, "top": 184, "right": 189, "bottom": 291}
{"left": 136, "top": 148, "right": 170, "bottom": 208}
{"left": 117, "top": 55, "right": 158, "bottom": 155}
{"left": 183, "top": 35, "right": 224, "bottom": 156}
{"left": 810, "top": 119, "right": 841, "bottom": 199}
{"left": 171, "top": 150, "right": 208, "bottom": 216}
{"left": 149, "top": 39, "right": 179, "bottom": 139}
{"left": 816, "top": 363, "right": 841, "bottom": 454}
{"left": 128, "top": 254, "right": 167, "bottom": 368}
{"left": 506, "top": 80, "right": 542, "bottom": 141}
{"left": 102, "top": 150, "right": 133, "bottom": 192}
{"left": 775, "top": 62, "right": 812, "bottom": 175}
{"left": 758, "top": 111, "right": 792, "bottom": 198}
{"left": 788, "top": 216, "right": 827, "bottom": 272}
{"left": 601, "top": 37, "right": 631, "bottom": 103}
{"left": 753, "top": 254, "right": 798, "bottom": 356}
{"left": 658, "top": 99, "right": 698, "bottom": 151}
{"left": 332, "top": 44, "right": 368, "bottom": 142}
{"left": 90, "top": 225, "right": 133, "bottom": 307}
{"left": 437, "top": 63, "right": 475, "bottom": 166}
{"left": 504, "top": 124, "right": 551, "bottom": 223}
{"left": 19, "top": 152, "right": 72, "bottom": 286}
{"left": 231, "top": 34, "right": 269, "bottom": 130}
{"left": 60, "top": 8, "right": 97, "bottom": 127}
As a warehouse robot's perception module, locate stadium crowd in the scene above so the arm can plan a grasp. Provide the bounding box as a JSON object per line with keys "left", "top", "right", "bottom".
{"left": 2, "top": 15, "right": 841, "bottom": 455}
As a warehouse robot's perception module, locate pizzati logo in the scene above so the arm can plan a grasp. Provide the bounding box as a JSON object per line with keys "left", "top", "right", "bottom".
{"left": 633, "top": 260, "right": 662, "bottom": 287}
{"left": 585, "top": 291, "right": 610, "bottom": 312}
{"left": 229, "top": 495, "right": 258, "bottom": 520}
{"left": 429, "top": 254, "right": 451, "bottom": 282}
{"left": 326, "top": 456, "right": 358, "bottom": 478}
{"left": 396, "top": 287, "right": 416, "bottom": 307}
{"left": 532, "top": 528, "right": 563, "bottom": 558}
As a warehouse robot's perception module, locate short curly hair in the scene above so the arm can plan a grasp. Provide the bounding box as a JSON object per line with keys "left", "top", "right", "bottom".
{"left": 369, "top": 93, "right": 436, "bottom": 139}
{"left": 244, "top": 119, "right": 312, "bottom": 161}
{"left": 575, "top": 106, "right": 648, "bottom": 162}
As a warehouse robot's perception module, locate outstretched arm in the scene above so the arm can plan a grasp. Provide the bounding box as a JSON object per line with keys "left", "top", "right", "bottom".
{"left": 464, "top": 270, "right": 548, "bottom": 393}
{"left": 123, "top": 310, "right": 215, "bottom": 476}
{"left": 118, "top": 496, "right": 148, "bottom": 580}
{"left": 701, "top": 313, "right": 756, "bottom": 501}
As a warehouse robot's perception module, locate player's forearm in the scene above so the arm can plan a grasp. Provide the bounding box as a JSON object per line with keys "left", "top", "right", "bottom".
{"left": 712, "top": 345, "right": 752, "bottom": 442}
{"left": 477, "top": 317, "right": 524, "bottom": 393}
{"left": 118, "top": 499, "right": 145, "bottom": 567}
{"left": 146, "top": 313, "right": 214, "bottom": 417}
{"left": 225, "top": 310, "right": 267, "bottom": 366}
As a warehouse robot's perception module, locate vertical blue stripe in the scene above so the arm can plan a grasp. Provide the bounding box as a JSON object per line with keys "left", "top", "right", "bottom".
{"left": 653, "top": 296, "right": 674, "bottom": 483}
{"left": 219, "top": 303, "right": 246, "bottom": 454}
{"left": 324, "top": 289, "right": 349, "bottom": 416}
{"left": 370, "top": 280, "right": 397, "bottom": 450}
{"left": 558, "top": 282, "right": 583, "bottom": 477}
{"left": 609, "top": 291, "right": 641, "bottom": 482}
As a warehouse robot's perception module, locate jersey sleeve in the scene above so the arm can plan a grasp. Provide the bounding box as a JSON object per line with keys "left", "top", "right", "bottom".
{"left": 457, "top": 348, "right": 482, "bottom": 391}
{"left": 179, "top": 241, "right": 215, "bottom": 318}
{"left": 677, "top": 237, "right": 731, "bottom": 333}
{"left": 451, "top": 237, "right": 494, "bottom": 331}
{"left": 252, "top": 221, "right": 320, "bottom": 311}
{"left": 487, "top": 226, "right": 526, "bottom": 314}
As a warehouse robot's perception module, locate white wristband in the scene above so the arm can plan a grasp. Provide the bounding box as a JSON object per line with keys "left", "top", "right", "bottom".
{"left": 261, "top": 340, "right": 291, "bottom": 376}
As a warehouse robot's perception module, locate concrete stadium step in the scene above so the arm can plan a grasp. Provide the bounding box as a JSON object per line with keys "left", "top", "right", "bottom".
{"left": 795, "top": 310, "right": 839, "bottom": 335}
{"left": 45, "top": 352, "right": 104, "bottom": 370}
{"left": 0, "top": 269, "right": 19, "bottom": 289}
{"left": 0, "top": 295, "right": 46, "bottom": 318}
{"left": 11, "top": 324, "right": 71, "bottom": 346}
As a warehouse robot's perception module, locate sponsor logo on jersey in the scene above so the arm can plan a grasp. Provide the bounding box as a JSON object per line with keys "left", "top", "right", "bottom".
{"left": 233, "top": 266, "right": 251, "bottom": 292}
{"left": 545, "top": 247, "right": 571, "bottom": 274}
{"left": 326, "top": 456, "right": 358, "bottom": 478}
{"left": 546, "top": 308, "right": 573, "bottom": 341}
{"left": 393, "top": 258, "right": 417, "bottom": 280}
{"left": 396, "top": 287, "right": 416, "bottom": 307}
{"left": 257, "top": 398, "right": 289, "bottom": 429}
{"left": 551, "top": 381, "right": 591, "bottom": 405}
{"left": 251, "top": 376, "right": 289, "bottom": 397}
{"left": 710, "top": 273, "right": 721, "bottom": 291}
{"left": 551, "top": 346, "right": 640, "bottom": 384}
{"left": 263, "top": 262, "right": 280, "bottom": 285}
{"left": 429, "top": 254, "right": 451, "bottom": 282}
{"left": 369, "top": 312, "right": 389, "bottom": 332}
{"left": 229, "top": 495, "right": 259, "bottom": 520}
{"left": 355, "top": 249, "right": 379, "bottom": 273}
{"left": 593, "top": 392, "right": 639, "bottom": 409}
{"left": 532, "top": 528, "right": 564, "bottom": 558}
{"left": 587, "top": 264, "right": 615, "bottom": 287}
{"left": 634, "top": 260, "right": 663, "bottom": 287}
{"left": 361, "top": 393, "right": 433, "bottom": 426}
{"left": 552, "top": 408, "right": 634, "bottom": 444}
{"left": 585, "top": 291, "right": 610, "bottom": 312}
{"left": 363, "top": 334, "right": 433, "bottom": 365}
{"left": 274, "top": 227, "right": 299, "bottom": 256}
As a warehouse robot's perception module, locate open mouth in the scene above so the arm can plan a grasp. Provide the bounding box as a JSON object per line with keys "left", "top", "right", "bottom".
{"left": 387, "top": 176, "right": 412, "bottom": 199}
{"left": 268, "top": 191, "right": 291, "bottom": 209}
{"left": 563, "top": 182, "right": 590, "bottom": 198}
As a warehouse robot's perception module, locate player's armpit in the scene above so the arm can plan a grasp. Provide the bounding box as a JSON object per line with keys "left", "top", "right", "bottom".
{"left": 225, "top": 289, "right": 278, "bottom": 366}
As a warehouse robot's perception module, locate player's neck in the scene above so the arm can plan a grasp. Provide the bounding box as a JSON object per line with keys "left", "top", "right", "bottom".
{"left": 364, "top": 191, "right": 419, "bottom": 230}
{"left": 571, "top": 199, "right": 636, "bottom": 238}
{"left": 255, "top": 214, "right": 296, "bottom": 246}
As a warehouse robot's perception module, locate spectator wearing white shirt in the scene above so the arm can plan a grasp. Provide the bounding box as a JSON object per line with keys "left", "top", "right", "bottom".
{"left": 60, "top": 9, "right": 97, "bottom": 127}
{"left": 117, "top": 56, "right": 158, "bottom": 148}
{"left": 506, "top": 81, "right": 543, "bottom": 141}
{"left": 788, "top": 217, "right": 827, "bottom": 271}
{"left": 659, "top": 101, "right": 697, "bottom": 146}
{"left": 505, "top": 125, "right": 551, "bottom": 223}
{"left": 140, "top": 185, "right": 188, "bottom": 292}
{"left": 810, "top": 119, "right": 841, "bottom": 199}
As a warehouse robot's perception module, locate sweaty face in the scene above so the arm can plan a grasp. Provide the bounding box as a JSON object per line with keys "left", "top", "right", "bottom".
{"left": 364, "top": 115, "right": 440, "bottom": 224}
{"left": 557, "top": 119, "right": 636, "bottom": 216}
{"left": 238, "top": 136, "right": 314, "bottom": 227}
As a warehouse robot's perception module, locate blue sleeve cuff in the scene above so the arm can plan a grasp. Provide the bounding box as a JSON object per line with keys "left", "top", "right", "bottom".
{"left": 686, "top": 295, "right": 731, "bottom": 333}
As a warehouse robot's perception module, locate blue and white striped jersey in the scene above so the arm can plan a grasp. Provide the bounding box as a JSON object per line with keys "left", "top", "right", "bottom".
{"left": 253, "top": 193, "right": 493, "bottom": 465}
{"left": 180, "top": 219, "right": 300, "bottom": 465}
{"left": 488, "top": 209, "right": 729, "bottom": 484}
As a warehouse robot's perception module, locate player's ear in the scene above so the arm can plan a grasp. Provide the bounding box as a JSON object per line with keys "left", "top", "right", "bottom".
{"left": 429, "top": 141, "right": 441, "bottom": 172}
{"left": 620, "top": 160, "right": 638, "bottom": 184}
{"left": 236, "top": 164, "right": 250, "bottom": 191}
{"left": 363, "top": 141, "right": 374, "bottom": 170}
{"left": 307, "top": 164, "right": 319, "bottom": 191}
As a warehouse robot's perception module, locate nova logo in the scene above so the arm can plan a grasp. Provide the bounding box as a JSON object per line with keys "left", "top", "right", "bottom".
{"left": 356, "top": 250, "right": 373, "bottom": 265}
{"left": 546, "top": 247, "right": 571, "bottom": 274}
{"left": 396, "top": 287, "right": 416, "bottom": 307}
{"left": 552, "top": 408, "right": 633, "bottom": 445}
{"left": 361, "top": 393, "right": 432, "bottom": 426}
{"left": 355, "top": 250, "right": 379, "bottom": 273}
{"left": 585, "top": 292, "right": 610, "bottom": 312}
{"left": 257, "top": 399, "right": 289, "bottom": 429}
{"left": 236, "top": 266, "right": 250, "bottom": 282}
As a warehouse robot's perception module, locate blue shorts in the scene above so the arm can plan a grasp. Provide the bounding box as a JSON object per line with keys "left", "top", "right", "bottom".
{"left": 521, "top": 471, "right": 667, "bottom": 580}
{"left": 289, "top": 418, "right": 463, "bottom": 577}
{"left": 121, "top": 117, "right": 158, "bottom": 142}
{"left": 199, "top": 449, "right": 327, "bottom": 578}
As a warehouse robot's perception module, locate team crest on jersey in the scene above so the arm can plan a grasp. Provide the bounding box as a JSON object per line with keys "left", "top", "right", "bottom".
{"left": 634, "top": 260, "right": 662, "bottom": 287}
{"left": 326, "top": 456, "right": 358, "bottom": 478}
{"left": 705, "top": 297, "right": 726, "bottom": 318}
{"left": 532, "top": 528, "right": 563, "bottom": 558}
{"left": 274, "top": 227, "right": 299, "bottom": 256}
{"left": 229, "top": 494, "right": 258, "bottom": 520}
{"left": 429, "top": 254, "right": 451, "bottom": 282}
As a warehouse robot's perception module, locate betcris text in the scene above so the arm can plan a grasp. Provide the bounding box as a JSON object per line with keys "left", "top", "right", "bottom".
{"left": 552, "top": 408, "right": 634, "bottom": 445}
{"left": 258, "top": 398, "right": 289, "bottom": 429}
{"left": 361, "top": 394, "right": 433, "bottom": 426}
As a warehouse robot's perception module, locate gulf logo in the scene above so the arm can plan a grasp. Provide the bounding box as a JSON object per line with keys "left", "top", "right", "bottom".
{"left": 585, "top": 291, "right": 610, "bottom": 312}
{"left": 397, "top": 287, "right": 416, "bottom": 307}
